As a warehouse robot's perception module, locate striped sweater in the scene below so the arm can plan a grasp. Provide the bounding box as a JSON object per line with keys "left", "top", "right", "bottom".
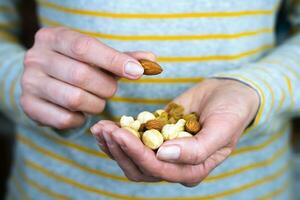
{"left": 1, "top": 0, "right": 299, "bottom": 199}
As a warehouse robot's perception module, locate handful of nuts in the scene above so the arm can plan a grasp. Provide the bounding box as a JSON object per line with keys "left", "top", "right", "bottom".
{"left": 119, "top": 103, "right": 201, "bottom": 150}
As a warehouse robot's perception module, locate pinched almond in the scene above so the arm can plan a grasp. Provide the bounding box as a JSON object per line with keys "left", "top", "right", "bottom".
{"left": 139, "top": 59, "right": 163, "bottom": 75}
{"left": 185, "top": 120, "right": 201, "bottom": 134}
{"left": 145, "top": 119, "right": 166, "bottom": 131}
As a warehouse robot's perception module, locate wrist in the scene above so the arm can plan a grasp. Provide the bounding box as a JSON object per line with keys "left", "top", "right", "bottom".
{"left": 211, "top": 78, "right": 260, "bottom": 125}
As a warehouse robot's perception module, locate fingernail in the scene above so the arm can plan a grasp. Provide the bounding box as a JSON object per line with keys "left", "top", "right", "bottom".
{"left": 124, "top": 61, "right": 144, "bottom": 77}
{"left": 103, "top": 132, "right": 113, "bottom": 147}
{"left": 157, "top": 145, "right": 180, "bottom": 161}
{"left": 90, "top": 124, "right": 102, "bottom": 134}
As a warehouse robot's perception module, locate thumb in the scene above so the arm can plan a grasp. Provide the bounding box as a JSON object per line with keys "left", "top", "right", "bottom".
{"left": 156, "top": 113, "right": 241, "bottom": 164}
{"left": 125, "top": 51, "right": 157, "bottom": 62}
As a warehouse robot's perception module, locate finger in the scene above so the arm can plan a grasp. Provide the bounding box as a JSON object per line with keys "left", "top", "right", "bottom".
{"left": 157, "top": 113, "right": 240, "bottom": 164}
{"left": 33, "top": 75, "right": 105, "bottom": 114}
{"left": 20, "top": 95, "right": 85, "bottom": 129}
{"left": 36, "top": 27, "right": 144, "bottom": 79}
{"left": 90, "top": 122, "right": 114, "bottom": 159}
{"left": 180, "top": 147, "right": 232, "bottom": 187}
{"left": 125, "top": 51, "right": 157, "bottom": 62}
{"left": 40, "top": 50, "right": 118, "bottom": 98}
{"left": 97, "top": 121, "right": 161, "bottom": 182}
{"left": 111, "top": 128, "right": 194, "bottom": 183}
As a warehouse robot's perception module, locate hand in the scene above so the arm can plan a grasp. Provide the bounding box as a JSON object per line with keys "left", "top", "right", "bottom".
{"left": 90, "top": 78, "right": 260, "bottom": 186}
{"left": 21, "top": 27, "right": 155, "bottom": 129}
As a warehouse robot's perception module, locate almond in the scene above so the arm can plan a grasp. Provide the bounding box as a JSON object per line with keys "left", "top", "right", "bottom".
{"left": 139, "top": 59, "right": 163, "bottom": 75}
{"left": 185, "top": 119, "right": 201, "bottom": 134}
{"left": 145, "top": 119, "right": 166, "bottom": 131}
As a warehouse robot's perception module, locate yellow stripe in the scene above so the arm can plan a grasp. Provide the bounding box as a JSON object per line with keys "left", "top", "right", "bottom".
{"left": 224, "top": 74, "right": 265, "bottom": 131}
{"left": 38, "top": 0, "right": 275, "bottom": 19}
{"left": 0, "top": 59, "right": 18, "bottom": 106}
{"left": 0, "top": 5, "right": 15, "bottom": 13}
{"left": 111, "top": 65, "right": 273, "bottom": 105}
{"left": 0, "top": 31, "right": 18, "bottom": 42}
{"left": 284, "top": 76, "right": 295, "bottom": 110}
{"left": 40, "top": 16, "right": 273, "bottom": 62}
{"left": 260, "top": 78, "right": 275, "bottom": 117}
{"left": 39, "top": 129, "right": 109, "bottom": 159}
{"left": 256, "top": 180, "right": 290, "bottom": 200}
{"left": 21, "top": 171, "right": 72, "bottom": 200}
{"left": 110, "top": 96, "right": 171, "bottom": 105}
{"left": 205, "top": 141, "right": 288, "bottom": 182}
{"left": 25, "top": 159, "right": 289, "bottom": 200}
{"left": 120, "top": 77, "right": 204, "bottom": 84}
{"left": 157, "top": 44, "right": 273, "bottom": 62}
{"left": 262, "top": 59, "right": 299, "bottom": 110}
{"left": 232, "top": 126, "right": 287, "bottom": 155}
{"left": 278, "top": 87, "right": 286, "bottom": 112}
{"left": 79, "top": 28, "right": 272, "bottom": 41}
{"left": 18, "top": 134, "right": 131, "bottom": 183}
{"left": 9, "top": 75, "right": 19, "bottom": 113}
{"left": 11, "top": 175, "right": 31, "bottom": 200}
{"left": 19, "top": 126, "right": 287, "bottom": 185}
{"left": 42, "top": 122, "right": 286, "bottom": 161}
{"left": 0, "top": 21, "right": 19, "bottom": 30}
{"left": 97, "top": 111, "right": 121, "bottom": 122}
{"left": 40, "top": 17, "right": 272, "bottom": 41}
{"left": 263, "top": 57, "right": 300, "bottom": 81}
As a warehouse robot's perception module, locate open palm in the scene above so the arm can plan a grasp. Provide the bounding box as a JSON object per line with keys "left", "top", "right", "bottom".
{"left": 91, "top": 79, "right": 259, "bottom": 186}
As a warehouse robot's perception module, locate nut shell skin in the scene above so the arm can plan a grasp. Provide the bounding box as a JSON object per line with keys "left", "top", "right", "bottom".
{"left": 145, "top": 119, "right": 166, "bottom": 131}
{"left": 185, "top": 120, "right": 201, "bottom": 134}
{"left": 139, "top": 59, "right": 163, "bottom": 75}
{"left": 142, "top": 129, "right": 164, "bottom": 150}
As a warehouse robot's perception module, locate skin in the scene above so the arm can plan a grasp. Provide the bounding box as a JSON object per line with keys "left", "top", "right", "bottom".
{"left": 21, "top": 27, "right": 155, "bottom": 129}
{"left": 91, "top": 79, "right": 260, "bottom": 186}
{"left": 21, "top": 26, "right": 260, "bottom": 186}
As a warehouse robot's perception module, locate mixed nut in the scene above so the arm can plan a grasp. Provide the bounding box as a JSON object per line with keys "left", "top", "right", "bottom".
{"left": 119, "top": 103, "right": 201, "bottom": 150}
{"left": 118, "top": 60, "right": 200, "bottom": 150}
{"left": 139, "top": 59, "right": 163, "bottom": 75}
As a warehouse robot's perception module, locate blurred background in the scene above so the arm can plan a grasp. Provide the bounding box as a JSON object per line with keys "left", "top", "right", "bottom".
{"left": 0, "top": 0, "right": 299, "bottom": 199}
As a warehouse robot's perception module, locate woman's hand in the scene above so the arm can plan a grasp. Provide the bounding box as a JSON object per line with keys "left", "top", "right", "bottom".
{"left": 91, "top": 78, "right": 260, "bottom": 186}
{"left": 21, "top": 27, "right": 154, "bottom": 129}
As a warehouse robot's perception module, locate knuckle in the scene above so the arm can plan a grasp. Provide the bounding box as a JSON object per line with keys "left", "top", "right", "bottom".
{"left": 56, "top": 113, "right": 76, "bottom": 130}
{"left": 108, "top": 51, "right": 122, "bottom": 68}
{"left": 35, "top": 27, "right": 54, "bottom": 43}
{"left": 20, "top": 95, "right": 30, "bottom": 113}
{"left": 23, "top": 49, "right": 39, "bottom": 67}
{"left": 66, "top": 89, "right": 84, "bottom": 110}
{"left": 53, "top": 27, "right": 69, "bottom": 45}
{"left": 105, "top": 81, "right": 118, "bottom": 97}
{"left": 71, "top": 35, "right": 93, "bottom": 57}
{"left": 189, "top": 137, "right": 206, "bottom": 165}
{"left": 70, "top": 66, "right": 89, "bottom": 86}
{"left": 93, "top": 100, "right": 106, "bottom": 114}
{"left": 21, "top": 71, "right": 35, "bottom": 92}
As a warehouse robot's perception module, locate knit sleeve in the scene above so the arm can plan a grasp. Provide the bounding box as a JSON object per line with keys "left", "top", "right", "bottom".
{"left": 0, "top": 0, "right": 91, "bottom": 138}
